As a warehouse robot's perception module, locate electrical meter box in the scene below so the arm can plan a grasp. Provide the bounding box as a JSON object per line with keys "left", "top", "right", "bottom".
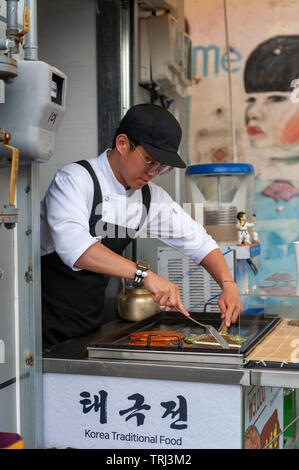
{"left": 148, "top": 13, "right": 182, "bottom": 88}
{"left": 139, "top": 13, "right": 193, "bottom": 99}
{"left": 0, "top": 60, "right": 67, "bottom": 163}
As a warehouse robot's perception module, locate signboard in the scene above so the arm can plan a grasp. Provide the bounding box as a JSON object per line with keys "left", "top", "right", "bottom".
{"left": 244, "top": 386, "right": 284, "bottom": 449}
{"left": 43, "top": 373, "right": 242, "bottom": 449}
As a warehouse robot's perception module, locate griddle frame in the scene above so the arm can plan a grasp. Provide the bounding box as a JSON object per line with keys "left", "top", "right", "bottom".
{"left": 87, "top": 311, "right": 281, "bottom": 366}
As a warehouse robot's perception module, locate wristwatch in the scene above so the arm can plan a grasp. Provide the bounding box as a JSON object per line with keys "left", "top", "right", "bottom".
{"left": 133, "top": 260, "right": 149, "bottom": 287}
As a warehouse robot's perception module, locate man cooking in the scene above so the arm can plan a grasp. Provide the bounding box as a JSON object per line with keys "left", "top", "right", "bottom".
{"left": 41, "top": 104, "right": 242, "bottom": 348}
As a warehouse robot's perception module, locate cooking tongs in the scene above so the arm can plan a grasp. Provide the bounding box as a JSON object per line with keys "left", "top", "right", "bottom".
{"left": 175, "top": 307, "right": 230, "bottom": 349}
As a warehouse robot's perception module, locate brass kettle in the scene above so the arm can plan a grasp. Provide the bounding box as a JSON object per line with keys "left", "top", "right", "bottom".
{"left": 117, "top": 278, "right": 165, "bottom": 322}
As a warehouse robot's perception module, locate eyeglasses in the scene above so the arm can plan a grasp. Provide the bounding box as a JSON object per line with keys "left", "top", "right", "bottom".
{"left": 130, "top": 141, "right": 173, "bottom": 175}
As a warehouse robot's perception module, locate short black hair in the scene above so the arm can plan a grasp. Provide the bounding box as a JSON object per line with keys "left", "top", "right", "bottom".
{"left": 244, "top": 35, "right": 299, "bottom": 93}
{"left": 112, "top": 126, "right": 141, "bottom": 150}
{"left": 237, "top": 211, "right": 246, "bottom": 221}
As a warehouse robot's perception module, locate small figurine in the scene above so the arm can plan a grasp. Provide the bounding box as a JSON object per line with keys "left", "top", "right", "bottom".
{"left": 236, "top": 211, "right": 252, "bottom": 246}
{"left": 251, "top": 213, "right": 260, "bottom": 244}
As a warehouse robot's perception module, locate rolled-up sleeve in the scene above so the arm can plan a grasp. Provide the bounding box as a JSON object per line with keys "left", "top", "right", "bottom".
{"left": 141, "top": 183, "right": 219, "bottom": 264}
{"left": 43, "top": 171, "right": 100, "bottom": 270}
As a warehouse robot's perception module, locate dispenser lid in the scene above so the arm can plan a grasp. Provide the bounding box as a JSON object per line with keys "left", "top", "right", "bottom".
{"left": 185, "top": 163, "right": 254, "bottom": 176}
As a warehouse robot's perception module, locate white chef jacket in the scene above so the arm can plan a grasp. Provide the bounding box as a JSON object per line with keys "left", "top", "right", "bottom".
{"left": 40, "top": 150, "right": 219, "bottom": 271}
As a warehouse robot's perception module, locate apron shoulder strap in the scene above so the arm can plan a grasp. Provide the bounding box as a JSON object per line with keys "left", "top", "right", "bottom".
{"left": 75, "top": 160, "right": 151, "bottom": 234}
{"left": 75, "top": 160, "right": 103, "bottom": 232}
{"left": 141, "top": 183, "right": 151, "bottom": 213}
{"left": 138, "top": 184, "right": 151, "bottom": 230}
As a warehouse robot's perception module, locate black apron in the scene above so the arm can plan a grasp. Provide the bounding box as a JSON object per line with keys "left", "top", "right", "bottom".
{"left": 41, "top": 160, "right": 151, "bottom": 348}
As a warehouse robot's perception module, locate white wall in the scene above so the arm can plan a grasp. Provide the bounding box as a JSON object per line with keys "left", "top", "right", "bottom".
{"left": 37, "top": 0, "right": 98, "bottom": 198}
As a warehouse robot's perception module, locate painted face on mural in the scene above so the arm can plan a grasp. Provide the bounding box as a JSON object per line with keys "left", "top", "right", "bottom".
{"left": 245, "top": 91, "right": 299, "bottom": 155}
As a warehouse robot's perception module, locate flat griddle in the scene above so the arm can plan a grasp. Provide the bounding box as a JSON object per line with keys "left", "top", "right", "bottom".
{"left": 87, "top": 311, "right": 281, "bottom": 366}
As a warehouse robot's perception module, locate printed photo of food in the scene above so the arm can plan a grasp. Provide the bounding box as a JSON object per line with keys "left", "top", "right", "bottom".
{"left": 244, "top": 425, "right": 262, "bottom": 449}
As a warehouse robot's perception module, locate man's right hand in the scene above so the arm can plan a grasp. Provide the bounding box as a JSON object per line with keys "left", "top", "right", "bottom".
{"left": 143, "top": 270, "right": 189, "bottom": 316}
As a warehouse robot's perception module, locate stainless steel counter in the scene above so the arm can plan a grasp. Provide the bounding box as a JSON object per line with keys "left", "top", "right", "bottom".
{"left": 42, "top": 318, "right": 299, "bottom": 388}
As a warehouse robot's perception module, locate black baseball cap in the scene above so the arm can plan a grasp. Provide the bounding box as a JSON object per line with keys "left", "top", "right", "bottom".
{"left": 119, "top": 104, "right": 186, "bottom": 168}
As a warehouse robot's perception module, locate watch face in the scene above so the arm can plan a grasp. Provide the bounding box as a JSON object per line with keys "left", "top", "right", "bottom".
{"left": 138, "top": 261, "right": 149, "bottom": 270}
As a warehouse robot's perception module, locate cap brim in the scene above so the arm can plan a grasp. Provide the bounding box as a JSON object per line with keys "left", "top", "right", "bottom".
{"left": 141, "top": 141, "right": 186, "bottom": 169}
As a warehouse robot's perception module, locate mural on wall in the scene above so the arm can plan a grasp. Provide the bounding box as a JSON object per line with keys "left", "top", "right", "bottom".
{"left": 185, "top": 0, "right": 233, "bottom": 166}
{"left": 244, "top": 35, "right": 299, "bottom": 180}
{"left": 185, "top": 0, "right": 299, "bottom": 284}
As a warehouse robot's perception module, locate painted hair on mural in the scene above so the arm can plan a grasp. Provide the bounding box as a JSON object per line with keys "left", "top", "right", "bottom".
{"left": 244, "top": 35, "right": 299, "bottom": 93}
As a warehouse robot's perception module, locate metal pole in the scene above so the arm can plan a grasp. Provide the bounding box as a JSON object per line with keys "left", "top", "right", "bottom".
{"left": 23, "top": 0, "right": 38, "bottom": 61}
{"left": 263, "top": 414, "right": 299, "bottom": 449}
{"left": 120, "top": 0, "right": 130, "bottom": 117}
{"left": 6, "top": 0, "right": 19, "bottom": 36}
{"left": 223, "top": 0, "right": 237, "bottom": 163}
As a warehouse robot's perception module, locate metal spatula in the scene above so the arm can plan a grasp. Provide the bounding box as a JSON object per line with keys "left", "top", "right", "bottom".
{"left": 175, "top": 307, "right": 229, "bottom": 349}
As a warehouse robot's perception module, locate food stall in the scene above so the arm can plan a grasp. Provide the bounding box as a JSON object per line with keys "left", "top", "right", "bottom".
{"left": 1, "top": 0, "right": 299, "bottom": 451}
{"left": 42, "top": 270, "right": 299, "bottom": 449}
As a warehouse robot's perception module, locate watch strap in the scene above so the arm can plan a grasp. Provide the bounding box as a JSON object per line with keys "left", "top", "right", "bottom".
{"left": 133, "top": 260, "right": 149, "bottom": 287}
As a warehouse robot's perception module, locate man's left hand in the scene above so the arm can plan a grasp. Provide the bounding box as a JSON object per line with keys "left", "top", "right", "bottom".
{"left": 218, "top": 282, "right": 243, "bottom": 327}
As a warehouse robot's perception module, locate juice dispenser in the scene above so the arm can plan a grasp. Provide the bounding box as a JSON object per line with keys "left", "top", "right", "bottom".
{"left": 186, "top": 163, "right": 255, "bottom": 243}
